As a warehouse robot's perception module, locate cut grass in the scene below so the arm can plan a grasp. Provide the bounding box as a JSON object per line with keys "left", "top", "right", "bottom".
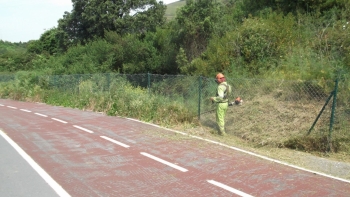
{"left": 178, "top": 93, "right": 350, "bottom": 165}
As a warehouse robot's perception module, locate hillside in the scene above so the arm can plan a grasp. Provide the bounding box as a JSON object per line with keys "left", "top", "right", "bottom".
{"left": 164, "top": 0, "right": 186, "bottom": 20}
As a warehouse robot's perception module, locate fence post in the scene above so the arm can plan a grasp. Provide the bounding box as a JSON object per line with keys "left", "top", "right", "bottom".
{"left": 147, "top": 72, "right": 151, "bottom": 95}
{"left": 329, "top": 77, "right": 339, "bottom": 143}
{"left": 198, "top": 76, "right": 202, "bottom": 120}
{"left": 307, "top": 91, "right": 334, "bottom": 135}
{"left": 107, "top": 73, "right": 110, "bottom": 91}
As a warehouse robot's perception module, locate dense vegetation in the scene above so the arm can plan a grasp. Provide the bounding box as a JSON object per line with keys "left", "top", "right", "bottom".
{"left": 1, "top": 0, "right": 349, "bottom": 156}
{"left": 1, "top": 0, "right": 348, "bottom": 79}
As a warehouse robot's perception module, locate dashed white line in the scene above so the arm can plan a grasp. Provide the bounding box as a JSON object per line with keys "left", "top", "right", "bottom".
{"left": 207, "top": 180, "right": 254, "bottom": 197}
{"left": 140, "top": 152, "right": 188, "bottom": 172}
{"left": 127, "top": 118, "right": 350, "bottom": 184}
{"left": 100, "top": 136, "right": 130, "bottom": 148}
{"left": 7, "top": 106, "right": 17, "bottom": 109}
{"left": 0, "top": 104, "right": 4, "bottom": 106}
{"left": 20, "top": 109, "right": 31, "bottom": 112}
{"left": 35, "top": 113, "right": 48, "bottom": 117}
{"left": 0, "top": 130, "right": 71, "bottom": 197}
{"left": 73, "top": 125, "right": 94, "bottom": 133}
{"left": 51, "top": 118, "right": 67, "bottom": 124}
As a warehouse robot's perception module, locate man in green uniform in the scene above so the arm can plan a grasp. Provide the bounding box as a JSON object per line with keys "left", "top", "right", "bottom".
{"left": 210, "top": 73, "right": 230, "bottom": 136}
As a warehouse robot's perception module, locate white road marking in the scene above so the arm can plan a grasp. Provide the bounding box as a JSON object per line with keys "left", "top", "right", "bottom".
{"left": 127, "top": 118, "right": 350, "bottom": 184}
{"left": 207, "top": 180, "right": 254, "bottom": 197}
{"left": 0, "top": 104, "right": 4, "bottom": 106}
{"left": 35, "top": 113, "right": 48, "bottom": 117}
{"left": 0, "top": 130, "right": 71, "bottom": 197}
{"left": 73, "top": 125, "right": 93, "bottom": 133}
{"left": 100, "top": 136, "right": 130, "bottom": 148}
{"left": 7, "top": 106, "right": 17, "bottom": 109}
{"left": 140, "top": 152, "right": 188, "bottom": 172}
{"left": 51, "top": 118, "right": 67, "bottom": 124}
{"left": 20, "top": 109, "right": 31, "bottom": 112}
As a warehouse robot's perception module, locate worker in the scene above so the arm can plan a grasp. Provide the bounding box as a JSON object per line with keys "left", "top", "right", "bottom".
{"left": 210, "top": 73, "right": 231, "bottom": 136}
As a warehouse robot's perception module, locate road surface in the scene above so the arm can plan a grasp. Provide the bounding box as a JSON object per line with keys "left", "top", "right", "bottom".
{"left": 0, "top": 99, "right": 349, "bottom": 197}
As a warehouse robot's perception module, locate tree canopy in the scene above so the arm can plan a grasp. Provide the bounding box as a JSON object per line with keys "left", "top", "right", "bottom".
{"left": 56, "top": 0, "right": 166, "bottom": 50}
{"left": 1, "top": 0, "right": 349, "bottom": 80}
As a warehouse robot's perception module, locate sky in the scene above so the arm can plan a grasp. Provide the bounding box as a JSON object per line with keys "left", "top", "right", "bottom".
{"left": 0, "top": 0, "right": 180, "bottom": 43}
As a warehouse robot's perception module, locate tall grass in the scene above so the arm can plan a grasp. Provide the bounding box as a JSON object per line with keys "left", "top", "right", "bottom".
{"left": 0, "top": 72, "right": 197, "bottom": 126}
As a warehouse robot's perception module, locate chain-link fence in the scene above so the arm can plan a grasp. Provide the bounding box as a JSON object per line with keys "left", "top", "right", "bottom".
{"left": 0, "top": 74, "right": 14, "bottom": 82}
{"left": 0, "top": 72, "right": 349, "bottom": 147}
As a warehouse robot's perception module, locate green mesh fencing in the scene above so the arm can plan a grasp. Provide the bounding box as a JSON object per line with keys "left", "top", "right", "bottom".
{"left": 217, "top": 78, "right": 336, "bottom": 139}
{"left": 333, "top": 77, "right": 350, "bottom": 143}
{"left": 0, "top": 74, "right": 15, "bottom": 82}
{"left": 0, "top": 73, "right": 348, "bottom": 141}
{"left": 47, "top": 73, "right": 349, "bottom": 138}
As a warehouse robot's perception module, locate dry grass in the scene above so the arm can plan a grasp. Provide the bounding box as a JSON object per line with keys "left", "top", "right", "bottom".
{"left": 167, "top": 97, "right": 350, "bottom": 180}
{"left": 171, "top": 94, "right": 350, "bottom": 165}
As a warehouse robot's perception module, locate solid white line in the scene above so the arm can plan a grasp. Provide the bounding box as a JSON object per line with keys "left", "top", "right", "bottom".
{"left": 207, "top": 180, "right": 254, "bottom": 197}
{"left": 20, "top": 109, "right": 32, "bottom": 112}
{"left": 100, "top": 136, "right": 130, "bottom": 148}
{"left": 7, "top": 106, "right": 17, "bottom": 109}
{"left": 73, "top": 125, "right": 94, "bottom": 133}
{"left": 35, "top": 113, "right": 48, "bottom": 117}
{"left": 51, "top": 118, "right": 67, "bottom": 124}
{"left": 127, "top": 118, "right": 350, "bottom": 183}
{"left": 140, "top": 152, "right": 188, "bottom": 172}
{"left": 0, "top": 130, "right": 71, "bottom": 197}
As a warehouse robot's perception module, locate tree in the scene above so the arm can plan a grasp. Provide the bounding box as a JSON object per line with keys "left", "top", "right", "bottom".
{"left": 56, "top": 0, "right": 166, "bottom": 50}
{"left": 27, "top": 28, "right": 60, "bottom": 55}
{"left": 172, "top": 0, "right": 221, "bottom": 62}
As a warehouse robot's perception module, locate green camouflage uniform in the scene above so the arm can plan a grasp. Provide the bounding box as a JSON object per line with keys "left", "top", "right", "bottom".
{"left": 211, "top": 81, "right": 229, "bottom": 135}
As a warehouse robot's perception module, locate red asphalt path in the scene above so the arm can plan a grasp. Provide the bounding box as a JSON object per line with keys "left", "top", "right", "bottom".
{"left": 0, "top": 99, "right": 349, "bottom": 197}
